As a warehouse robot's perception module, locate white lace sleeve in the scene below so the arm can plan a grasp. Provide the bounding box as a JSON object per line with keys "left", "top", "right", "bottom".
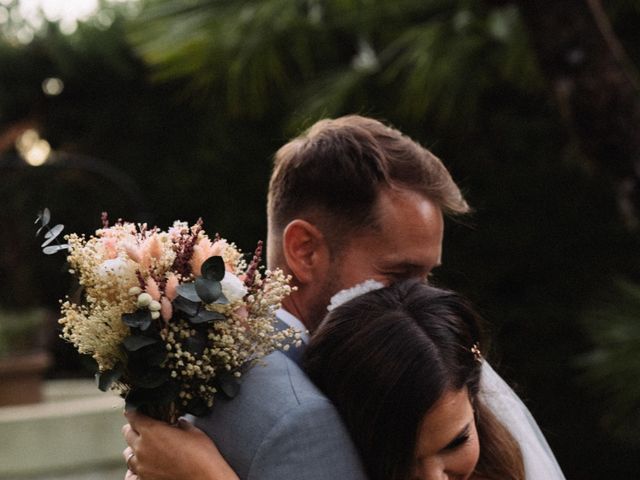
{"left": 479, "top": 362, "right": 566, "bottom": 480}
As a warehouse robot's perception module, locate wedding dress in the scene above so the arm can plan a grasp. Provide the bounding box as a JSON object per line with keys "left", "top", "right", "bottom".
{"left": 479, "top": 362, "right": 566, "bottom": 480}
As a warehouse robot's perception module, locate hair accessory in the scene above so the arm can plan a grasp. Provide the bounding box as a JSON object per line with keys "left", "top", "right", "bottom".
{"left": 327, "top": 279, "right": 385, "bottom": 311}
{"left": 471, "top": 342, "right": 482, "bottom": 363}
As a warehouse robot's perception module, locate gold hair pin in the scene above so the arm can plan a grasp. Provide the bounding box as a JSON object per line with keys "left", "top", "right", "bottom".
{"left": 471, "top": 343, "right": 482, "bottom": 363}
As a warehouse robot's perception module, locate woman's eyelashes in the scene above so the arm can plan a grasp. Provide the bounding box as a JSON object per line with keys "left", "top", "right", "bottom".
{"left": 443, "top": 425, "right": 471, "bottom": 452}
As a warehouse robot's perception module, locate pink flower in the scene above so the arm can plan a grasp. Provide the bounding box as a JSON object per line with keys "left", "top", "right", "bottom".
{"left": 125, "top": 242, "right": 142, "bottom": 264}
{"left": 190, "top": 238, "right": 226, "bottom": 277}
{"left": 144, "top": 234, "right": 163, "bottom": 261}
{"left": 145, "top": 278, "right": 161, "bottom": 301}
{"left": 165, "top": 273, "right": 179, "bottom": 300}
{"left": 160, "top": 297, "right": 173, "bottom": 322}
{"left": 101, "top": 236, "right": 118, "bottom": 260}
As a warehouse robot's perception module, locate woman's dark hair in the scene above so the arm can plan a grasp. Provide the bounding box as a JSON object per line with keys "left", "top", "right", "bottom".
{"left": 303, "top": 279, "right": 524, "bottom": 480}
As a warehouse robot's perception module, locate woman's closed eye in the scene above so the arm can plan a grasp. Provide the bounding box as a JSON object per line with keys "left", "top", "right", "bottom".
{"left": 442, "top": 425, "right": 471, "bottom": 452}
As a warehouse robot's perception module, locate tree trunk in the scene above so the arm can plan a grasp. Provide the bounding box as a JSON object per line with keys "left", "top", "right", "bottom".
{"left": 514, "top": 0, "right": 640, "bottom": 228}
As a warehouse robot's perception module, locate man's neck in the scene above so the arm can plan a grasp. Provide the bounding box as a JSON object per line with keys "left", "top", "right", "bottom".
{"left": 281, "top": 296, "right": 307, "bottom": 328}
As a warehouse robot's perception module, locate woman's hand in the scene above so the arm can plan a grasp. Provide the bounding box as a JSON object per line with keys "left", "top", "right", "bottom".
{"left": 122, "top": 410, "right": 239, "bottom": 480}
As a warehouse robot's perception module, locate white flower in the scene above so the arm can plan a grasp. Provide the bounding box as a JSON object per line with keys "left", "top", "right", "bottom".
{"left": 97, "top": 257, "right": 132, "bottom": 278}
{"left": 327, "top": 279, "right": 385, "bottom": 311}
{"left": 221, "top": 272, "right": 248, "bottom": 303}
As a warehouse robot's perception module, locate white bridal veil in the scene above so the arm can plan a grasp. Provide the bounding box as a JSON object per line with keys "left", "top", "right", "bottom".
{"left": 479, "top": 362, "right": 566, "bottom": 479}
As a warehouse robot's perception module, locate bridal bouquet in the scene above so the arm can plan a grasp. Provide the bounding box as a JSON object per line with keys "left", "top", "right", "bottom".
{"left": 41, "top": 212, "right": 297, "bottom": 423}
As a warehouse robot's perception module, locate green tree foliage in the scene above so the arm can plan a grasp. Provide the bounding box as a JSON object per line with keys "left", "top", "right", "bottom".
{"left": 129, "top": 0, "right": 541, "bottom": 129}
{"left": 579, "top": 281, "right": 640, "bottom": 449}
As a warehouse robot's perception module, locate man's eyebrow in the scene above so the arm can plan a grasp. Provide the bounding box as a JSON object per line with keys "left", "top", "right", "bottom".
{"left": 440, "top": 423, "right": 471, "bottom": 452}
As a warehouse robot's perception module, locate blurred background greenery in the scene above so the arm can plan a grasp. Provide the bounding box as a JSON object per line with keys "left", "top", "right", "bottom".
{"left": 1, "top": 0, "right": 639, "bottom": 477}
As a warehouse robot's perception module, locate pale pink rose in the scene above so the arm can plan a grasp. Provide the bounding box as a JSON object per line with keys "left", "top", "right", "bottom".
{"left": 165, "top": 273, "right": 179, "bottom": 300}
{"left": 145, "top": 278, "right": 161, "bottom": 301}
{"left": 160, "top": 297, "right": 173, "bottom": 322}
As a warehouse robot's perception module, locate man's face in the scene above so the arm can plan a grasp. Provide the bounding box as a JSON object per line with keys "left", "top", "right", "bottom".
{"left": 308, "top": 188, "right": 444, "bottom": 329}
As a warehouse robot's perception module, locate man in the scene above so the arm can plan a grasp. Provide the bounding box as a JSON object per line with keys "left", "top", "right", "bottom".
{"left": 122, "top": 115, "right": 470, "bottom": 479}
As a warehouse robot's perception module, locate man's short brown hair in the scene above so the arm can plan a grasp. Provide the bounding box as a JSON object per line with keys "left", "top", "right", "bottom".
{"left": 267, "top": 115, "right": 469, "bottom": 264}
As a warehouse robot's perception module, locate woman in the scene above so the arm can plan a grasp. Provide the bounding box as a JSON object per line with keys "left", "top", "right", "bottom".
{"left": 303, "top": 279, "right": 524, "bottom": 480}
{"left": 124, "top": 280, "right": 556, "bottom": 479}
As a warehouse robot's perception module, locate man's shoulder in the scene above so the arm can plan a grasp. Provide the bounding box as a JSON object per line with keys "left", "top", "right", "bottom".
{"left": 194, "top": 350, "right": 366, "bottom": 480}
{"left": 196, "top": 349, "right": 328, "bottom": 431}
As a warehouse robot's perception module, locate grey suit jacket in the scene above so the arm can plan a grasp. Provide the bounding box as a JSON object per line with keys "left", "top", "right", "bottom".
{"left": 194, "top": 349, "right": 367, "bottom": 480}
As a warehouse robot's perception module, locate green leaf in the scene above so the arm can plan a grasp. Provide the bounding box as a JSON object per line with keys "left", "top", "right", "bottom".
{"left": 122, "top": 310, "right": 153, "bottom": 330}
{"left": 129, "top": 366, "right": 169, "bottom": 389}
{"left": 126, "top": 382, "right": 178, "bottom": 409}
{"left": 201, "top": 256, "right": 225, "bottom": 281}
{"left": 195, "top": 277, "right": 222, "bottom": 303}
{"left": 189, "top": 309, "right": 225, "bottom": 324}
{"left": 176, "top": 282, "right": 200, "bottom": 302}
{"left": 215, "top": 293, "right": 229, "bottom": 305}
{"left": 95, "top": 365, "right": 123, "bottom": 392}
{"left": 218, "top": 373, "right": 241, "bottom": 399}
{"left": 41, "top": 224, "right": 65, "bottom": 247}
{"left": 173, "top": 296, "right": 200, "bottom": 316}
{"left": 43, "top": 244, "right": 69, "bottom": 255}
{"left": 123, "top": 335, "right": 159, "bottom": 352}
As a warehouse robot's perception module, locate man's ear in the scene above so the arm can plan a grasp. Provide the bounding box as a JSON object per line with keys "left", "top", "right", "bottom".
{"left": 282, "top": 219, "right": 330, "bottom": 285}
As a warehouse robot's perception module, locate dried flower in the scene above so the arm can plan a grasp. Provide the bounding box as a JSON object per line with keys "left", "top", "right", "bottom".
{"left": 57, "top": 217, "right": 295, "bottom": 422}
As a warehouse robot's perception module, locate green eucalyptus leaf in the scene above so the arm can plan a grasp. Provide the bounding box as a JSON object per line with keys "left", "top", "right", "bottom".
{"left": 123, "top": 335, "right": 159, "bottom": 352}
{"left": 174, "top": 296, "right": 200, "bottom": 316}
{"left": 201, "top": 256, "right": 225, "bottom": 281}
{"left": 129, "top": 366, "right": 169, "bottom": 389}
{"left": 215, "top": 293, "right": 229, "bottom": 305}
{"left": 218, "top": 374, "right": 241, "bottom": 399}
{"left": 41, "top": 208, "right": 51, "bottom": 227}
{"left": 41, "top": 224, "right": 65, "bottom": 247}
{"left": 176, "top": 283, "right": 200, "bottom": 302}
{"left": 126, "top": 382, "right": 179, "bottom": 410}
{"left": 96, "top": 365, "right": 123, "bottom": 392}
{"left": 189, "top": 309, "right": 226, "bottom": 324}
{"left": 44, "top": 223, "right": 64, "bottom": 239}
{"left": 195, "top": 277, "right": 222, "bottom": 304}
{"left": 43, "top": 244, "right": 69, "bottom": 255}
{"left": 122, "top": 310, "right": 153, "bottom": 330}
{"left": 126, "top": 341, "right": 166, "bottom": 370}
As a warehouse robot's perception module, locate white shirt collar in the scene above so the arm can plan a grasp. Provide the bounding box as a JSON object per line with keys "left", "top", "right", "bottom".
{"left": 276, "top": 308, "right": 310, "bottom": 345}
